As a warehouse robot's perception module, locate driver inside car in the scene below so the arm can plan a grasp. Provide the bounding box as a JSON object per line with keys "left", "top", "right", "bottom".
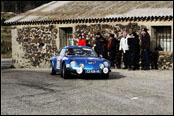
{"left": 82, "top": 51, "right": 88, "bottom": 56}
{"left": 66, "top": 49, "right": 74, "bottom": 56}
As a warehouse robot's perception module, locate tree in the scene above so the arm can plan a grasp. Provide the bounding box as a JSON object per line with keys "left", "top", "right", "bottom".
{"left": 1, "top": 1, "right": 51, "bottom": 13}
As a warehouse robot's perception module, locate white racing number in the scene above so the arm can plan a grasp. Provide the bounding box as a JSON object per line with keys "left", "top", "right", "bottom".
{"left": 56, "top": 56, "right": 62, "bottom": 69}
{"left": 56, "top": 60, "right": 60, "bottom": 69}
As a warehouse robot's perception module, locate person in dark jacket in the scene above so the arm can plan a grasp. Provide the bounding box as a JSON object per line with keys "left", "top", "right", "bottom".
{"left": 115, "top": 37, "right": 121, "bottom": 69}
{"left": 135, "top": 43, "right": 140, "bottom": 70}
{"left": 141, "top": 28, "right": 151, "bottom": 70}
{"left": 128, "top": 32, "right": 140, "bottom": 70}
{"left": 150, "top": 47, "right": 160, "bottom": 70}
{"left": 94, "top": 32, "right": 108, "bottom": 58}
{"left": 107, "top": 34, "right": 117, "bottom": 68}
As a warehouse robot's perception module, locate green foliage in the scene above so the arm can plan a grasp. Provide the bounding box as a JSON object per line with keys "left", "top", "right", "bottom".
{"left": 1, "top": 1, "right": 51, "bottom": 13}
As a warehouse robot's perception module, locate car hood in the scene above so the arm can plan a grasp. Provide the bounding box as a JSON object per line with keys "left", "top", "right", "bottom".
{"left": 68, "top": 56, "right": 106, "bottom": 64}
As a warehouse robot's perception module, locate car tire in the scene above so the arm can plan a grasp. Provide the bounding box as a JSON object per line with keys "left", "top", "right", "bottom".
{"left": 51, "top": 66, "right": 56, "bottom": 75}
{"left": 61, "top": 64, "right": 69, "bottom": 79}
{"left": 102, "top": 73, "right": 109, "bottom": 79}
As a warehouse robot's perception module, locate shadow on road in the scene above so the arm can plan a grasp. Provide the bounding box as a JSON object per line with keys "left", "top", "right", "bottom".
{"left": 54, "top": 72, "right": 126, "bottom": 80}
{"left": 82, "top": 72, "right": 125, "bottom": 80}
{"left": 2, "top": 68, "right": 125, "bottom": 81}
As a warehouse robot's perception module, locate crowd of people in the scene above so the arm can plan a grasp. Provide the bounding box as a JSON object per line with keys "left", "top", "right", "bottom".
{"left": 77, "top": 28, "right": 153, "bottom": 70}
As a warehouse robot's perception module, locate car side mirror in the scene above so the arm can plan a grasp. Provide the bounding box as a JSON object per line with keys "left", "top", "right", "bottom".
{"left": 99, "top": 54, "right": 103, "bottom": 58}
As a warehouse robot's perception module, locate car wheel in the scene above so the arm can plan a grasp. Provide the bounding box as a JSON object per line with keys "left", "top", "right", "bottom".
{"left": 102, "top": 73, "right": 109, "bottom": 79}
{"left": 51, "top": 66, "right": 56, "bottom": 75}
{"left": 61, "top": 64, "right": 69, "bottom": 79}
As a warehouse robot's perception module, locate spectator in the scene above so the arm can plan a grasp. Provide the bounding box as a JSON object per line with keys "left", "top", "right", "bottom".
{"left": 107, "top": 34, "right": 117, "bottom": 69}
{"left": 78, "top": 34, "right": 86, "bottom": 46}
{"left": 115, "top": 37, "right": 122, "bottom": 69}
{"left": 94, "top": 32, "right": 107, "bottom": 58}
{"left": 119, "top": 30, "right": 130, "bottom": 69}
{"left": 141, "top": 28, "right": 151, "bottom": 70}
{"left": 150, "top": 47, "right": 160, "bottom": 70}
{"left": 128, "top": 32, "right": 140, "bottom": 70}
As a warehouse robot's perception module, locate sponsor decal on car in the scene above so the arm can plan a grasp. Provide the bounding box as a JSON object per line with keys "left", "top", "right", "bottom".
{"left": 88, "top": 61, "right": 96, "bottom": 64}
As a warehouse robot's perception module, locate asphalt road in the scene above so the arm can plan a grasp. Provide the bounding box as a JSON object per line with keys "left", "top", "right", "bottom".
{"left": 1, "top": 68, "right": 173, "bottom": 115}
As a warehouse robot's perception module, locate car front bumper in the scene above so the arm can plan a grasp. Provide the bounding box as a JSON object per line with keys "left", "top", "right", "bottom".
{"left": 66, "top": 67, "right": 111, "bottom": 75}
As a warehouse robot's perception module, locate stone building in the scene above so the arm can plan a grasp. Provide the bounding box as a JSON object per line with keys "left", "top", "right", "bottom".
{"left": 5, "top": 1, "right": 173, "bottom": 69}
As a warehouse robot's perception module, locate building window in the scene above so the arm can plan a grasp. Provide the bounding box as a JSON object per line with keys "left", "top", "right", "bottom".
{"left": 159, "top": 32, "right": 171, "bottom": 52}
{"left": 152, "top": 26, "right": 172, "bottom": 52}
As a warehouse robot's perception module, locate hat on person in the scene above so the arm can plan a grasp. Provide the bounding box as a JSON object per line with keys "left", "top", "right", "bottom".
{"left": 96, "top": 32, "right": 101, "bottom": 35}
{"left": 109, "top": 34, "right": 115, "bottom": 38}
{"left": 142, "top": 28, "right": 148, "bottom": 32}
{"left": 78, "top": 34, "right": 82, "bottom": 37}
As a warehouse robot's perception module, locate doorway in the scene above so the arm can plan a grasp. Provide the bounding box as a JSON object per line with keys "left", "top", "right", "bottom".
{"left": 59, "top": 27, "right": 73, "bottom": 49}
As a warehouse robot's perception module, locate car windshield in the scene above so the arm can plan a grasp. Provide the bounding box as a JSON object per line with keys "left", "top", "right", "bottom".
{"left": 65, "top": 48, "right": 97, "bottom": 57}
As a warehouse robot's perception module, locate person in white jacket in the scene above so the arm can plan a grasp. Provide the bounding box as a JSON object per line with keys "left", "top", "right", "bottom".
{"left": 119, "top": 31, "right": 130, "bottom": 69}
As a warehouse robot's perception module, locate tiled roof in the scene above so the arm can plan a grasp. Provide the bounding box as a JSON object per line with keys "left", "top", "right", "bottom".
{"left": 105, "top": 8, "right": 173, "bottom": 18}
{"left": 5, "top": 1, "right": 173, "bottom": 23}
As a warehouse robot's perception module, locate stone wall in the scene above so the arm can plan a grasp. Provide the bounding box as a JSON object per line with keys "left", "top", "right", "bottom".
{"left": 158, "top": 53, "right": 173, "bottom": 70}
{"left": 11, "top": 22, "right": 173, "bottom": 70}
{"left": 13, "top": 25, "right": 58, "bottom": 68}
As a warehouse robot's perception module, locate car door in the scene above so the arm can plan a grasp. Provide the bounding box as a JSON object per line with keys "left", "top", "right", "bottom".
{"left": 56, "top": 49, "right": 67, "bottom": 71}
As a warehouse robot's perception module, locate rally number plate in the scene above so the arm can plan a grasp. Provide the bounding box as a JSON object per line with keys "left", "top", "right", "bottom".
{"left": 85, "top": 70, "right": 100, "bottom": 74}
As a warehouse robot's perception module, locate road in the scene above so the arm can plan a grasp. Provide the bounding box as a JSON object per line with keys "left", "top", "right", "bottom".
{"left": 1, "top": 68, "right": 173, "bottom": 115}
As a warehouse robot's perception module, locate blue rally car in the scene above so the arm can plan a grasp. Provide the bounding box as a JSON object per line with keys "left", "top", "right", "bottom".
{"left": 50, "top": 46, "right": 111, "bottom": 79}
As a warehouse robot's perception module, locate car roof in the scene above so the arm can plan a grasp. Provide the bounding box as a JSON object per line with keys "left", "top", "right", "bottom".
{"left": 64, "top": 46, "right": 91, "bottom": 49}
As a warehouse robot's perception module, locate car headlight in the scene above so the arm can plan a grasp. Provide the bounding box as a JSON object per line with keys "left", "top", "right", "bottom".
{"left": 70, "top": 61, "right": 76, "bottom": 67}
{"left": 103, "top": 61, "right": 109, "bottom": 67}
{"left": 103, "top": 68, "right": 109, "bottom": 74}
{"left": 76, "top": 67, "right": 83, "bottom": 74}
{"left": 79, "top": 64, "right": 85, "bottom": 69}
{"left": 99, "top": 63, "right": 104, "bottom": 69}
